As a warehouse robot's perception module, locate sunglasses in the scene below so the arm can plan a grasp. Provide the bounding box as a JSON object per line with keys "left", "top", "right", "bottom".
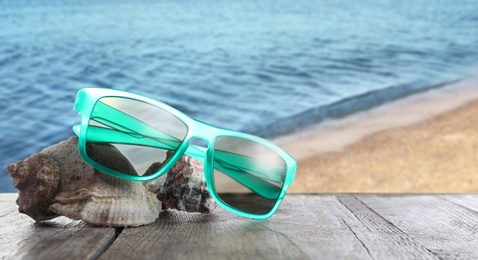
{"left": 73, "top": 88, "right": 297, "bottom": 219}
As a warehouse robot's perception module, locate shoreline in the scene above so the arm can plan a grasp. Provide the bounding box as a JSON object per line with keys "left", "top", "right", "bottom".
{"left": 276, "top": 76, "right": 478, "bottom": 192}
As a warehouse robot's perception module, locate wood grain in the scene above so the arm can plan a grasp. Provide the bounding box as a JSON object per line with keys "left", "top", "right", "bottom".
{"left": 0, "top": 193, "right": 117, "bottom": 260}
{"left": 99, "top": 209, "right": 305, "bottom": 259}
{"left": 99, "top": 195, "right": 374, "bottom": 259}
{"left": 337, "top": 195, "right": 439, "bottom": 259}
{"left": 440, "top": 194, "right": 478, "bottom": 212}
{"left": 2, "top": 194, "right": 478, "bottom": 259}
{"left": 261, "top": 195, "right": 379, "bottom": 259}
{"left": 357, "top": 195, "right": 478, "bottom": 259}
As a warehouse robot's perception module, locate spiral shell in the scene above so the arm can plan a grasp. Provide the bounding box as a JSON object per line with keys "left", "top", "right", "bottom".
{"left": 7, "top": 137, "right": 162, "bottom": 227}
{"left": 144, "top": 154, "right": 217, "bottom": 214}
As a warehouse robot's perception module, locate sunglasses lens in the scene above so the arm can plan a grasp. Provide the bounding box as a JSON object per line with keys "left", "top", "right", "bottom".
{"left": 213, "top": 136, "right": 287, "bottom": 215}
{"left": 85, "top": 97, "right": 188, "bottom": 176}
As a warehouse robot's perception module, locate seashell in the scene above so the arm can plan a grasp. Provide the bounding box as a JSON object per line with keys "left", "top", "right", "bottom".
{"left": 7, "top": 136, "right": 162, "bottom": 227}
{"left": 7, "top": 153, "right": 60, "bottom": 221}
{"left": 144, "top": 153, "right": 217, "bottom": 214}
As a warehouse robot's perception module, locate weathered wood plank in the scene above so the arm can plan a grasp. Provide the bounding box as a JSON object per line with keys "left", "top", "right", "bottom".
{"left": 358, "top": 195, "right": 478, "bottom": 259}
{"left": 440, "top": 194, "right": 478, "bottom": 212}
{"left": 337, "top": 195, "right": 439, "bottom": 259}
{"left": 100, "top": 195, "right": 378, "bottom": 259}
{"left": 100, "top": 195, "right": 441, "bottom": 259}
{"left": 3, "top": 194, "right": 478, "bottom": 259}
{"left": 0, "top": 194, "right": 17, "bottom": 202}
{"left": 99, "top": 207, "right": 309, "bottom": 259}
{"left": 263, "top": 195, "right": 377, "bottom": 259}
{"left": 0, "top": 193, "right": 117, "bottom": 260}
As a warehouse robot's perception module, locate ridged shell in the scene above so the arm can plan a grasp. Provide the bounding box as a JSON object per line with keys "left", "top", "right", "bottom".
{"left": 145, "top": 154, "right": 217, "bottom": 213}
{"left": 7, "top": 153, "right": 60, "bottom": 221}
{"left": 7, "top": 137, "right": 162, "bottom": 227}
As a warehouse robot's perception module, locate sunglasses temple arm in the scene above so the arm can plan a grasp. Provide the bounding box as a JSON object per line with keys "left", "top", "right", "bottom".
{"left": 76, "top": 124, "right": 283, "bottom": 181}
{"left": 89, "top": 101, "right": 282, "bottom": 181}
{"left": 79, "top": 102, "right": 283, "bottom": 198}
{"left": 74, "top": 124, "right": 282, "bottom": 199}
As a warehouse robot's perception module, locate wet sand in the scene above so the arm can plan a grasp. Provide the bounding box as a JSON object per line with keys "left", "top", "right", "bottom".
{"left": 277, "top": 77, "right": 478, "bottom": 192}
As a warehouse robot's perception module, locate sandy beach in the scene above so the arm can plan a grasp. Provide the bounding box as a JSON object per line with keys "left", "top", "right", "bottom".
{"left": 277, "top": 77, "right": 478, "bottom": 192}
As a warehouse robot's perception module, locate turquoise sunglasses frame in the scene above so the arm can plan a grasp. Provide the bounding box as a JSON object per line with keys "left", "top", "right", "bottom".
{"left": 73, "top": 88, "right": 297, "bottom": 219}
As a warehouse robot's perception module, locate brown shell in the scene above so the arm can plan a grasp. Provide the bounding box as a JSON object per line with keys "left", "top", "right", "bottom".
{"left": 7, "top": 137, "right": 162, "bottom": 227}
{"left": 144, "top": 155, "right": 217, "bottom": 214}
{"left": 7, "top": 153, "right": 60, "bottom": 221}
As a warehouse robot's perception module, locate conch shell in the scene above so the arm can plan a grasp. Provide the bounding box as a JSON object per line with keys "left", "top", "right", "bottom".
{"left": 144, "top": 153, "right": 217, "bottom": 213}
{"left": 7, "top": 137, "right": 162, "bottom": 227}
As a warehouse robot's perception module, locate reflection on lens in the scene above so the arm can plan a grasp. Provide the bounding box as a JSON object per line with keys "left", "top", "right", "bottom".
{"left": 213, "top": 136, "right": 287, "bottom": 215}
{"left": 86, "top": 97, "right": 187, "bottom": 176}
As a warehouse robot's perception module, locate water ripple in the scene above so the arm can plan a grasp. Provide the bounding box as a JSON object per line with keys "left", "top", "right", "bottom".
{"left": 1, "top": 0, "right": 478, "bottom": 192}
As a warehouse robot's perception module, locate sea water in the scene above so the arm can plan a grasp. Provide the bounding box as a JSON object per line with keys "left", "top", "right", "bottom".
{"left": 1, "top": 0, "right": 478, "bottom": 192}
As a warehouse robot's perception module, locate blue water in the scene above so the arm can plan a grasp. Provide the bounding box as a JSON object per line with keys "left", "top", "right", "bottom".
{"left": 1, "top": 0, "right": 478, "bottom": 192}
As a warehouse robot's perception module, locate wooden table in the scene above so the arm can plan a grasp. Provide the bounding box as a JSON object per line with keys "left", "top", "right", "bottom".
{"left": 1, "top": 193, "right": 478, "bottom": 259}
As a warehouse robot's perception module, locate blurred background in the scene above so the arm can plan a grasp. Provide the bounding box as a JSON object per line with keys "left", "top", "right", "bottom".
{"left": 1, "top": 0, "right": 478, "bottom": 192}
